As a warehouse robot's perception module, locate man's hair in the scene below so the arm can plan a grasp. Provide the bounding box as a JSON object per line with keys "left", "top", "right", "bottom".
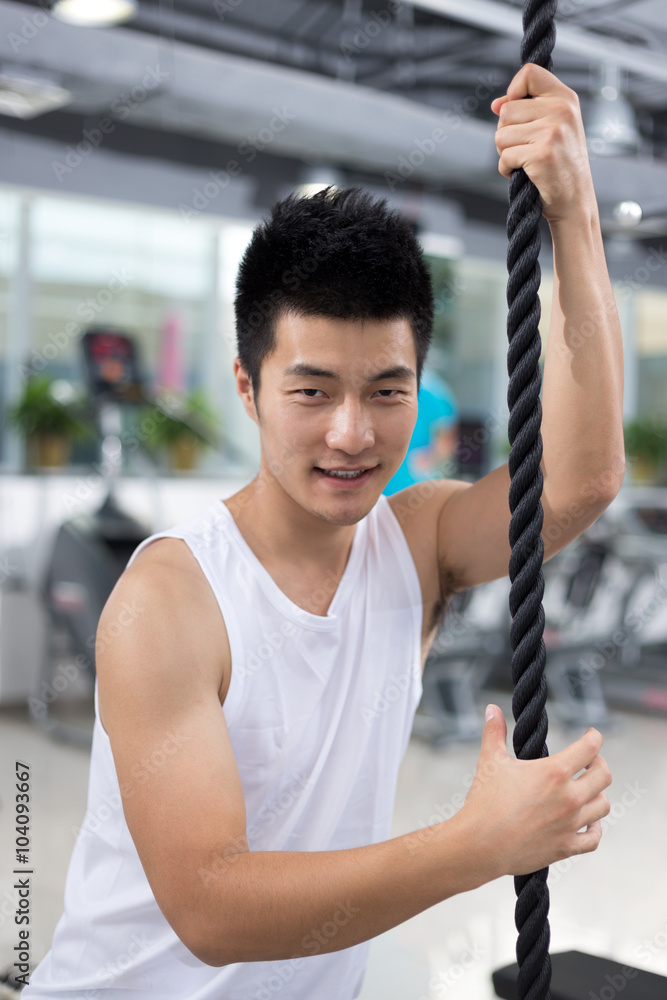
{"left": 234, "top": 186, "right": 434, "bottom": 411}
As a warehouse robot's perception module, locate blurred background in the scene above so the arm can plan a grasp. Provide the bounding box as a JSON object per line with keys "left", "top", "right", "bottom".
{"left": 0, "top": 0, "right": 667, "bottom": 997}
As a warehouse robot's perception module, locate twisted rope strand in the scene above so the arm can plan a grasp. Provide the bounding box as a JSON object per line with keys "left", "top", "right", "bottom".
{"left": 506, "top": 1, "right": 557, "bottom": 998}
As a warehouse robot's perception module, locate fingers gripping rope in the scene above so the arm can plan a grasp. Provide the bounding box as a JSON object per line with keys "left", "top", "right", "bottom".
{"left": 506, "top": 1, "right": 557, "bottom": 999}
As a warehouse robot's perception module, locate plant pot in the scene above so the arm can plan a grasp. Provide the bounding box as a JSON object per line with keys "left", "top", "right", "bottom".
{"left": 27, "top": 432, "right": 72, "bottom": 469}
{"left": 629, "top": 456, "right": 661, "bottom": 485}
{"left": 169, "top": 431, "right": 200, "bottom": 471}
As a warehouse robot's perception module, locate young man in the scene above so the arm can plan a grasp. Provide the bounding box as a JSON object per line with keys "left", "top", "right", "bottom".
{"left": 24, "top": 64, "right": 622, "bottom": 1000}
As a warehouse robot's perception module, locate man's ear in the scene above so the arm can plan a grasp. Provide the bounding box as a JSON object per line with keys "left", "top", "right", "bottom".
{"left": 233, "top": 358, "right": 259, "bottom": 424}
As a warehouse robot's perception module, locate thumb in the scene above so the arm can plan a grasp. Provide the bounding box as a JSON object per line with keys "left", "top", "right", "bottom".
{"left": 490, "top": 94, "right": 509, "bottom": 115}
{"left": 480, "top": 704, "right": 508, "bottom": 757}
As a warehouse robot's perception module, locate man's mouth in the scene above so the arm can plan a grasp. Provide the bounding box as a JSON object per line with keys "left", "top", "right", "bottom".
{"left": 313, "top": 466, "right": 377, "bottom": 482}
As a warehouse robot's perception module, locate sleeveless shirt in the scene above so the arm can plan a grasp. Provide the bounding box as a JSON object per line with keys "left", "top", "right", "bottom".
{"left": 22, "top": 493, "right": 423, "bottom": 1000}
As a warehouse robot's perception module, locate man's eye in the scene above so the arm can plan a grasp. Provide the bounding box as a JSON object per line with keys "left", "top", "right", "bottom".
{"left": 299, "top": 388, "right": 325, "bottom": 398}
{"left": 375, "top": 389, "right": 399, "bottom": 397}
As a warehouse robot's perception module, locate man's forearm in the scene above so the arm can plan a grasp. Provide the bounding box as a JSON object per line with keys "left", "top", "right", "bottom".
{"left": 541, "top": 204, "right": 625, "bottom": 509}
{"left": 179, "top": 708, "right": 611, "bottom": 970}
{"left": 190, "top": 813, "right": 491, "bottom": 966}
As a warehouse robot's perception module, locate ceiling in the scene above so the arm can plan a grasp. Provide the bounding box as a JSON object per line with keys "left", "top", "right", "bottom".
{"left": 1, "top": 0, "right": 667, "bottom": 242}
{"left": 125, "top": 0, "right": 667, "bottom": 125}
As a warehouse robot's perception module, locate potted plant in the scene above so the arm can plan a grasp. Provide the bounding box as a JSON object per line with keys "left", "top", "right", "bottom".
{"left": 623, "top": 418, "right": 667, "bottom": 485}
{"left": 5, "top": 375, "right": 96, "bottom": 469}
{"left": 139, "top": 388, "right": 221, "bottom": 471}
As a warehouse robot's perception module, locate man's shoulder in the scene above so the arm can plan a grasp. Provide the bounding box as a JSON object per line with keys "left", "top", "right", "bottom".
{"left": 130, "top": 535, "right": 195, "bottom": 571}
{"left": 113, "top": 536, "right": 224, "bottom": 631}
{"left": 98, "top": 536, "right": 230, "bottom": 710}
{"left": 386, "top": 479, "right": 472, "bottom": 594}
{"left": 385, "top": 477, "right": 463, "bottom": 530}
{"left": 122, "top": 536, "right": 202, "bottom": 592}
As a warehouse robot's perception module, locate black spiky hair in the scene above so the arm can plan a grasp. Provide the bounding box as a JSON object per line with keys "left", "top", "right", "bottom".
{"left": 234, "top": 185, "right": 434, "bottom": 410}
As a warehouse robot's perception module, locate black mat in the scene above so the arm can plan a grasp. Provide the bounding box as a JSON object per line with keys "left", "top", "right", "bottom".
{"left": 493, "top": 950, "right": 666, "bottom": 999}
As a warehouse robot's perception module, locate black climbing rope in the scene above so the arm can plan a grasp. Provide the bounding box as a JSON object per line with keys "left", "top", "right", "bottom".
{"left": 505, "top": 1, "right": 557, "bottom": 999}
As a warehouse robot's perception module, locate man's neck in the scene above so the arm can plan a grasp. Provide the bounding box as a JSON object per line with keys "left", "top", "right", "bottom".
{"left": 223, "top": 470, "right": 362, "bottom": 580}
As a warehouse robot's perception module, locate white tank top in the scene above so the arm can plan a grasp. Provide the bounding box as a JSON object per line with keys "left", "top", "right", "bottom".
{"left": 23, "top": 494, "right": 423, "bottom": 1000}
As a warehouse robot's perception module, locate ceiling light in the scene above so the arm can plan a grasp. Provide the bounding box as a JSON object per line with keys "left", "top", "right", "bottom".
{"left": 51, "top": 0, "right": 138, "bottom": 27}
{"left": 0, "top": 69, "right": 71, "bottom": 119}
{"left": 585, "top": 63, "right": 641, "bottom": 157}
{"left": 612, "top": 201, "right": 643, "bottom": 228}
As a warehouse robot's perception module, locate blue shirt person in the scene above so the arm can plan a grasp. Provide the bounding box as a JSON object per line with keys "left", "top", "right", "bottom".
{"left": 383, "top": 368, "right": 459, "bottom": 496}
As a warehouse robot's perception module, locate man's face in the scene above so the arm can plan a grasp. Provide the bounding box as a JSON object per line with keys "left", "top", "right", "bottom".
{"left": 236, "top": 312, "right": 419, "bottom": 526}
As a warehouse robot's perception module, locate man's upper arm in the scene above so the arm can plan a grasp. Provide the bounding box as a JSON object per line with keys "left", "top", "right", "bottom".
{"left": 433, "top": 461, "right": 614, "bottom": 594}
{"left": 95, "top": 541, "right": 247, "bottom": 964}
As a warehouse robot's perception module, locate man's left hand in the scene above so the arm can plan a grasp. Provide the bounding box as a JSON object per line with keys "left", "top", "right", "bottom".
{"left": 491, "top": 63, "right": 596, "bottom": 225}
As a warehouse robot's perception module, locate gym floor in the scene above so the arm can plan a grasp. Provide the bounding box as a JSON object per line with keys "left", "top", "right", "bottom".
{"left": 1, "top": 691, "right": 666, "bottom": 1000}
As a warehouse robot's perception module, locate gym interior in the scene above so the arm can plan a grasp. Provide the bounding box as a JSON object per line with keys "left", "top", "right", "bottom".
{"left": 0, "top": 1, "right": 666, "bottom": 998}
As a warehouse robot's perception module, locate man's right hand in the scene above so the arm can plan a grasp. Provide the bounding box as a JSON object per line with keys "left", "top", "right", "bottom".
{"left": 455, "top": 705, "right": 612, "bottom": 880}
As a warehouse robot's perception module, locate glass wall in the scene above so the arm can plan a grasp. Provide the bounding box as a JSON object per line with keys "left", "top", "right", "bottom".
{"left": 29, "top": 198, "right": 212, "bottom": 384}
{"left": 636, "top": 287, "right": 667, "bottom": 420}
{"left": 0, "top": 191, "right": 21, "bottom": 461}
{"left": 423, "top": 249, "right": 555, "bottom": 479}
{"left": 0, "top": 189, "right": 258, "bottom": 473}
{"left": 2, "top": 183, "right": 666, "bottom": 480}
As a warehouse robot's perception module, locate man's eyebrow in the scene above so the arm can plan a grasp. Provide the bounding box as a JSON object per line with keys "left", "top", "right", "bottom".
{"left": 367, "top": 364, "right": 416, "bottom": 383}
{"left": 282, "top": 363, "right": 416, "bottom": 383}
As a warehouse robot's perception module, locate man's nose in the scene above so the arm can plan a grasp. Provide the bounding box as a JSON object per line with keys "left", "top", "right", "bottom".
{"left": 324, "top": 397, "right": 375, "bottom": 454}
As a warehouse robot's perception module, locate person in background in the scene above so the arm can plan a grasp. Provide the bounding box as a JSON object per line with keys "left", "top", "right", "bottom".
{"left": 384, "top": 366, "right": 459, "bottom": 495}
